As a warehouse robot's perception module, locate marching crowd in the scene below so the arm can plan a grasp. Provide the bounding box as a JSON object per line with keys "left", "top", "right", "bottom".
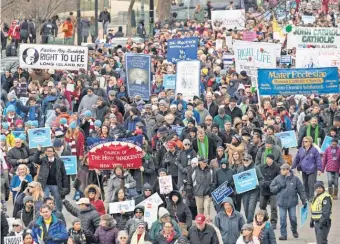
{"left": 1, "top": 1, "right": 340, "bottom": 244}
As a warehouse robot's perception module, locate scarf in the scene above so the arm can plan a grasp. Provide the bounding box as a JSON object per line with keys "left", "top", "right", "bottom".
{"left": 67, "top": 136, "right": 77, "bottom": 155}
{"left": 163, "top": 230, "right": 175, "bottom": 242}
{"left": 263, "top": 148, "right": 272, "bottom": 164}
{"left": 28, "top": 106, "right": 36, "bottom": 121}
{"left": 87, "top": 118, "right": 95, "bottom": 134}
{"left": 130, "top": 231, "right": 145, "bottom": 244}
{"left": 60, "top": 124, "right": 69, "bottom": 133}
{"left": 253, "top": 221, "right": 266, "bottom": 239}
{"left": 197, "top": 135, "right": 209, "bottom": 159}
{"left": 307, "top": 123, "right": 319, "bottom": 145}
{"left": 7, "top": 117, "right": 14, "bottom": 128}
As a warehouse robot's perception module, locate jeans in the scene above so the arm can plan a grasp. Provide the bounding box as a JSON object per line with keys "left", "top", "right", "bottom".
{"left": 103, "top": 21, "right": 109, "bottom": 35}
{"left": 64, "top": 37, "right": 73, "bottom": 45}
{"left": 195, "top": 196, "right": 211, "bottom": 217}
{"left": 279, "top": 206, "right": 297, "bottom": 237}
{"left": 242, "top": 190, "right": 258, "bottom": 223}
{"left": 44, "top": 185, "right": 62, "bottom": 211}
{"left": 327, "top": 172, "right": 339, "bottom": 188}
{"left": 302, "top": 172, "right": 317, "bottom": 200}
{"left": 259, "top": 195, "right": 278, "bottom": 225}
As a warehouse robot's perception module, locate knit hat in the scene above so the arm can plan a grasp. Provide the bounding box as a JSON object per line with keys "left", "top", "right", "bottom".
{"left": 134, "top": 206, "right": 144, "bottom": 214}
{"left": 23, "top": 195, "right": 33, "bottom": 204}
{"left": 25, "top": 121, "right": 32, "bottom": 127}
{"left": 0, "top": 135, "right": 6, "bottom": 141}
{"left": 53, "top": 139, "right": 63, "bottom": 148}
{"left": 314, "top": 181, "right": 325, "bottom": 190}
{"left": 158, "top": 207, "right": 170, "bottom": 218}
{"left": 6, "top": 105, "right": 15, "bottom": 113}
{"left": 187, "top": 118, "right": 196, "bottom": 125}
{"left": 15, "top": 120, "right": 23, "bottom": 127}
{"left": 183, "top": 139, "right": 191, "bottom": 145}
{"left": 158, "top": 168, "right": 168, "bottom": 175}
{"left": 233, "top": 134, "right": 241, "bottom": 143}
{"left": 265, "top": 137, "right": 275, "bottom": 145}
{"left": 60, "top": 118, "right": 68, "bottom": 125}
{"left": 266, "top": 154, "right": 275, "bottom": 161}
{"left": 158, "top": 126, "right": 169, "bottom": 134}
{"left": 241, "top": 223, "right": 253, "bottom": 231}
{"left": 19, "top": 133, "right": 26, "bottom": 141}
{"left": 69, "top": 121, "right": 77, "bottom": 129}
{"left": 84, "top": 110, "right": 92, "bottom": 117}
{"left": 136, "top": 220, "right": 147, "bottom": 228}
{"left": 1, "top": 122, "right": 9, "bottom": 129}
{"left": 220, "top": 158, "right": 228, "bottom": 164}
{"left": 31, "top": 121, "right": 38, "bottom": 127}
{"left": 94, "top": 120, "right": 102, "bottom": 127}
{"left": 280, "top": 163, "right": 290, "bottom": 170}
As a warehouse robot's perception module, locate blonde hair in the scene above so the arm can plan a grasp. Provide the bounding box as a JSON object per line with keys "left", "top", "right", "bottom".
{"left": 27, "top": 181, "right": 44, "bottom": 202}
{"left": 16, "top": 164, "right": 30, "bottom": 176}
{"left": 303, "top": 136, "right": 313, "bottom": 143}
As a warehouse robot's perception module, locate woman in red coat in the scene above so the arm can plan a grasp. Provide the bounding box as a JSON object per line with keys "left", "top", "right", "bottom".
{"left": 65, "top": 120, "right": 85, "bottom": 162}
{"left": 8, "top": 20, "right": 20, "bottom": 48}
{"left": 84, "top": 184, "right": 105, "bottom": 215}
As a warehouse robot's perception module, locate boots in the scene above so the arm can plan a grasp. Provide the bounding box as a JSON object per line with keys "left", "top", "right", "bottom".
{"left": 334, "top": 187, "right": 338, "bottom": 200}
{"left": 328, "top": 186, "right": 333, "bottom": 197}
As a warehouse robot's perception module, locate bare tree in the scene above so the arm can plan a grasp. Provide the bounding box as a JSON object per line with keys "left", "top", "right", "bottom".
{"left": 157, "top": 0, "right": 171, "bottom": 21}
{"left": 126, "top": 0, "right": 136, "bottom": 36}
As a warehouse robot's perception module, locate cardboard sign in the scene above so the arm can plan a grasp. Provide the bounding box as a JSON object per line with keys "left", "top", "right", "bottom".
{"left": 109, "top": 200, "right": 135, "bottom": 214}
{"left": 60, "top": 156, "right": 77, "bottom": 175}
{"left": 275, "top": 130, "right": 298, "bottom": 148}
{"left": 28, "top": 127, "right": 52, "bottom": 149}
{"left": 4, "top": 236, "right": 23, "bottom": 244}
{"left": 159, "top": 175, "right": 173, "bottom": 194}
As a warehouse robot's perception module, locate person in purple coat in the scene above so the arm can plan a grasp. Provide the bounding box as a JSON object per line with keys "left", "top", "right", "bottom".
{"left": 322, "top": 138, "right": 340, "bottom": 199}
{"left": 292, "top": 136, "right": 322, "bottom": 202}
{"left": 94, "top": 214, "right": 119, "bottom": 244}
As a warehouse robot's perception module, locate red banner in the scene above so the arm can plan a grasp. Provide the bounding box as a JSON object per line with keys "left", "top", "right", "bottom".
{"left": 88, "top": 141, "right": 143, "bottom": 170}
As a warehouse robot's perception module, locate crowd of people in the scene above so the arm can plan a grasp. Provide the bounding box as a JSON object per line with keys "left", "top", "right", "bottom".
{"left": 1, "top": 0, "right": 340, "bottom": 244}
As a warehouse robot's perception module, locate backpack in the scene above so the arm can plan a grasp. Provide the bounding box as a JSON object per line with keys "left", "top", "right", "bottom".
{"left": 6, "top": 43, "right": 17, "bottom": 56}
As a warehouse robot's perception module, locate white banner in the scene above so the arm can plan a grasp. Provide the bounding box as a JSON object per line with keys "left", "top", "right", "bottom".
{"left": 211, "top": 10, "right": 245, "bottom": 30}
{"left": 19, "top": 44, "right": 88, "bottom": 71}
{"left": 233, "top": 41, "right": 280, "bottom": 86}
{"left": 296, "top": 48, "right": 340, "bottom": 69}
{"left": 4, "top": 236, "right": 23, "bottom": 244}
{"left": 109, "top": 200, "right": 135, "bottom": 214}
{"left": 287, "top": 27, "right": 340, "bottom": 49}
{"left": 176, "top": 60, "right": 200, "bottom": 101}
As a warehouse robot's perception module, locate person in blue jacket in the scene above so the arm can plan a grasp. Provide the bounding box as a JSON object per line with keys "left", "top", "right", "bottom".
{"left": 29, "top": 204, "right": 69, "bottom": 244}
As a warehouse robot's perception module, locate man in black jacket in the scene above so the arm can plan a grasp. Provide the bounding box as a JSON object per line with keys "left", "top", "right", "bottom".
{"left": 188, "top": 214, "right": 219, "bottom": 244}
{"left": 16, "top": 195, "right": 34, "bottom": 227}
{"left": 225, "top": 97, "right": 243, "bottom": 121}
{"left": 34, "top": 145, "right": 69, "bottom": 212}
{"left": 259, "top": 154, "right": 280, "bottom": 229}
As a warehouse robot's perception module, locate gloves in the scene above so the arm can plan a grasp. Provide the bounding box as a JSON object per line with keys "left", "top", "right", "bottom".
{"left": 310, "top": 219, "right": 314, "bottom": 228}
{"left": 303, "top": 202, "right": 308, "bottom": 209}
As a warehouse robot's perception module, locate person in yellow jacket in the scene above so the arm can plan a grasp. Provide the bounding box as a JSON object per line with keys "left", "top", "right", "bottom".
{"left": 310, "top": 181, "right": 332, "bottom": 244}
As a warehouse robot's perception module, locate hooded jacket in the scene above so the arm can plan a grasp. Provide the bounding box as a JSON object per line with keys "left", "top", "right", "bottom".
{"left": 322, "top": 145, "right": 340, "bottom": 172}
{"left": 187, "top": 165, "right": 216, "bottom": 197}
{"left": 94, "top": 224, "right": 119, "bottom": 243}
{"left": 166, "top": 191, "right": 192, "bottom": 228}
{"left": 124, "top": 206, "right": 145, "bottom": 235}
{"left": 134, "top": 183, "right": 155, "bottom": 206}
{"left": 215, "top": 165, "right": 236, "bottom": 189}
{"left": 107, "top": 171, "right": 136, "bottom": 202}
{"left": 95, "top": 102, "right": 110, "bottom": 122}
{"left": 214, "top": 197, "right": 245, "bottom": 244}
{"left": 255, "top": 145, "right": 284, "bottom": 166}
{"left": 84, "top": 184, "right": 105, "bottom": 215}
{"left": 176, "top": 148, "right": 197, "bottom": 188}
{"left": 259, "top": 162, "right": 280, "bottom": 196}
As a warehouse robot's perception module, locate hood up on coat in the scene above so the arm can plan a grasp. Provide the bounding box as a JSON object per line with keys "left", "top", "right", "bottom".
{"left": 168, "top": 190, "right": 183, "bottom": 205}
{"left": 84, "top": 184, "right": 101, "bottom": 201}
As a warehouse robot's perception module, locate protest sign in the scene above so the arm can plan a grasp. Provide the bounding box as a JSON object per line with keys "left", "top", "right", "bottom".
{"left": 163, "top": 74, "right": 176, "bottom": 90}
{"left": 159, "top": 175, "right": 173, "bottom": 194}
{"left": 138, "top": 192, "right": 164, "bottom": 207}
{"left": 280, "top": 55, "right": 292, "bottom": 65}
{"left": 4, "top": 236, "right": 23, "bottom": 244}
{"left": 320, "top": 136, "right": 340, "bottom": 153}
{"left": 19, "top": 44, "right": 88, "bottom": 70}
{"left": 233, "top": 41, "right": 279, "bottom": 86}
{"left": 300, "top": 203, "right": 308, "bottom": 228}
{"left": 171, "top": 125, "right": 184, "bottom": 136}
{"left": 216, "top": 39, "right": 223, "bottom": 50}
{"left": 211, "top": 10, "right": 245, "bottom": 30}
{"left": 109, "top": 200, "right": 135, "bottom": 214}
{"left": 233, "top": 168, "right": 258, "bottom": 194}
{"left": 167, "top": 37, "right": 198, "bottom": 63}
{"left": 144, "top": 202, "right": 158, "bottom": 229}
{"left": 225, "top": 36, "right": 233, "bottom": 48}
{"left": 243, "top": 31, "right": 257, "bottom": 41}
{"left": 176, "top": 60, "right": 200, "bottom": 101}
{"left": 87, "top": 135, "right": 143, "bottom": 149}
{"left": 89, "top": 141, "right": 143, "bottom": 170}
{"left": 126, "top": 54, "right": 151, "bottom": 100}
{"left": 302, "top": 15, "right": 316, "bottom": 25}
{"left": 28, "top": 127, "right": 52, "bottom": 149}
{"left": 66, "top": 83, "right": 75, "bottom": 92}
{"left": 257, "top": 67, "right": 339, "bottom": 96}
{"left": 275, "top": 131, "right": 298, "bottom": 148}
{"left": 287, "top": 27, "right": 340, "bottom": 49}
{"left": 296, "top": 48, "right": 340, "bottom": 69}
{"left": 211, "top": 181, "right": 234, "bottom": 204}
{"left": 60, "top": 156, "right": 78, "bottom": 175}
{"left": 223, "top": 54, "right": 234, "bottom": 69}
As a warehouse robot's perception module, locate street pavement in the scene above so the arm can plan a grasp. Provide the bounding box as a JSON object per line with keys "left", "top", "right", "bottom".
{"left": 5, "top": 149, "right": 339, "bottom": 244}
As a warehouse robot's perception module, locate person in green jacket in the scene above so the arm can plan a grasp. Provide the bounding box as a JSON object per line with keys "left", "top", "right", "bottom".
{"left": 213, "top": 107, "right": 232, "bottom": 130}
{"left": 149, "top": 207, "right": 181, "bottom": 240}
{"left": 193, "top": 4, "right": 205, "bottom": 23}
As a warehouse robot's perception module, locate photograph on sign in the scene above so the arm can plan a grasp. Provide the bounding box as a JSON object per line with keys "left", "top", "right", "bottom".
{"left": 109, "top": 200, "right": 135, "bottom": 214}
{"left": 176, "top": 60, "right": 200, "bottom": 101}
{"left": 159, "top": 175, "right": 173, "bottom": 194}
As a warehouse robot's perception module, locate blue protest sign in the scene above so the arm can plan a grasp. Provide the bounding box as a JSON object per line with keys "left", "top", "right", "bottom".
{"left": 60, "top": 156, "right": 77, "bottom": 175}
{"left": 171, "top": 125, "right": 184, "bottom": 137}
{"left": 300, "top": 203, "right": 308, "bottom": 227}
{"left": 257, "top": 67, "right": 339, "bottom": 96}
{"left": 86, "top": 135, "right": 143, "bottom": 150}
{"left": 163, "top": 74, "right": 176, "bottom": 90}
{"left": 211, "top": 181, "right": 234, "bottom": 204}
{"left": 233, "top": 168, "right": 258, "bottom": 194}
{"left": 320, "top": 136, "right": 340, "bottom": 153}
{"left": 28, "top": 128, "right": 52, "bottom": 149}
{"left": 167, "top": 37, "right": 198, "bottom": 63}
{"left": 126, "top": 54, "right": 151, "bottom": 100}
{"left": 275, "top": 130, "right": 297, "bottom": 148}
{"left": 280, "top": 55, "right": 292, "bottom": 65}
{"left": 12, "top": 131, "right": 24, "bottom": 138}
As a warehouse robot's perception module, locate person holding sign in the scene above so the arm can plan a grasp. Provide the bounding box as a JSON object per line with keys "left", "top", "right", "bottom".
{"left": 270, "top": 163, "right": 307, "bottom": 241}
{"left": 310, "top": 181, "right": 332, "bottom": 244}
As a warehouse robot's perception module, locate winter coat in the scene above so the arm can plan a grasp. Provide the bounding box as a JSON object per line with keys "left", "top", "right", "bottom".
{"left": 34, "top": 151, "right": 70, "bottom": 197}
{"left": 214, "top": 114, "right": 232, "bottom": 130}
{"left": 78, "top": 93, "right": 99, "bottom": 117}
{"left": 8, "top": 25, "right": 20, "bottom": 40}
{"left": 84, "top": 184, "right": 105, "bottom": 215}
{"left": 161, "top": 150, "right": 180, "bottom": 177}
{"left": 130, "top": 157, "right": 156, "bottom": 192}
{"left": 292, "top": 146, "right": 322, "bottom": 175}
{"left": 6, "top": 144, "right": 35, "bottom": 172}
{"left": 134, "top": 183, "right": 155, "bottom": 206}
{"left": 256, "top": 222, "right": 276, "bottom": 244}
{"left": 322, "top": 146, "right": 340, "bottom": 173}
{"left": 236, "top": 235, "right": 260, "bottom": 244}
{"left": 225, "top": 106, "right": 243, "bottom": 122}
{"left": 95, "top": 103, "right": 110, "bottom": 122}
{"left": 192, "top": 136, "right": 217, "bottom": 162}
{"left": 270, "top": 171, "right": 307, "bottom": 209}
{"left": 214, "top": 197, "right": 245, "bottom": 244}
{"left": 176, "top": 148, "right": 197, "bottom": 188}
{"left": 166, "top": 190, "right": 192, "bottom": 228}
{"left": 205, "top": 102, "right": 219, "bottom": 118}
{"left": 297, "top": 125, "right": 326, "bottom": 148}
{"left": 215, "top": 167, "right": 236, "bottom": 189}
{"left": 124, "top": 116, "right": 145, "bottom": 132}
{"left": 109, "top": 123, "right": 126, "bottom": 138}
{"left": 188, "top": 223, "right": 220, "bottom": 244}
{"left": 150, "top": 218, "right": 181, "bottom": 241}
{"left": 107, "top": 172, "right": 136, "bottom": 202}
{"left": 1, "top": 212, "right": 9, "bottom": 243}
{"left": 255, "top": 145, "right": 284, "bottom": 166}
{"left": 81, "top": 19, "right": 90, "bottom": 37}
{"left": 322, "top": 107, "right": 340, "bottom": 128}
{"left": 30, "top": 214, "right": 68, "bottom": 244}
{"left": 16, "top": 207, "right": 34, "bottom": 227}
{"left": 125, "top": 215, "right": 145, "bottom": 235}
{"left": 259, "top": 162, "right": 280, "bottom": 196}
{"left": 187, "top": 165, "right": 216, "bottom": 197}
{"left": 112, "top": 210, "right": 133, "bottom": 230}
{"left": 154, "top": 231, "right": 180, "bottom": 244}
{"left": 63, "top": 200, "right": 101, "bottom": 235}
{"left": 94, "top": 225, "right": 119, "bottom": 243}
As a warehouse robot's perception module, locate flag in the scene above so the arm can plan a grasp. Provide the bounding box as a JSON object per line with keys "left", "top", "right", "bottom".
{"left": 272, "top": 16, "right": 285, "bottom": 43}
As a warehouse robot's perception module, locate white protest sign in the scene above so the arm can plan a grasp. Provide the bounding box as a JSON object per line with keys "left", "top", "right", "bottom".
{"left": 225, "top": 36, "right": 233, "bottom": 49}
{"left": 144, "top": 202, "right": 158, "bottom": 229}
{"left": 176, "top": 60, "right": 200, "bottom": 101}
{"left": 296, "top": 48, "right": 340, "bottom": 69}
{"left": 212, "top": 10, "right": 245, "bottom": 30}
{"left": 4, "top": 236, "right": 23, "bottom": 244}
{"left": 137, "top": 192, "right": 163, "bottom": 207}
{"left": 216, "top": 39, "right": 223, "bottom": 50}
{"left": 19, "top": 44, "right": 89, "bottom": 71}
{"left": 109, "top": 200, "right": 135, "bottom": 214}
{"left": 159, "top": 175, "right": 173, "bottom": 194}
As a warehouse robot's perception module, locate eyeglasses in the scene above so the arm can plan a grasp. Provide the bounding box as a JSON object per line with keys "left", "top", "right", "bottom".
{"left": 13, "top": 224, "right": 20, "bottom": 227}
